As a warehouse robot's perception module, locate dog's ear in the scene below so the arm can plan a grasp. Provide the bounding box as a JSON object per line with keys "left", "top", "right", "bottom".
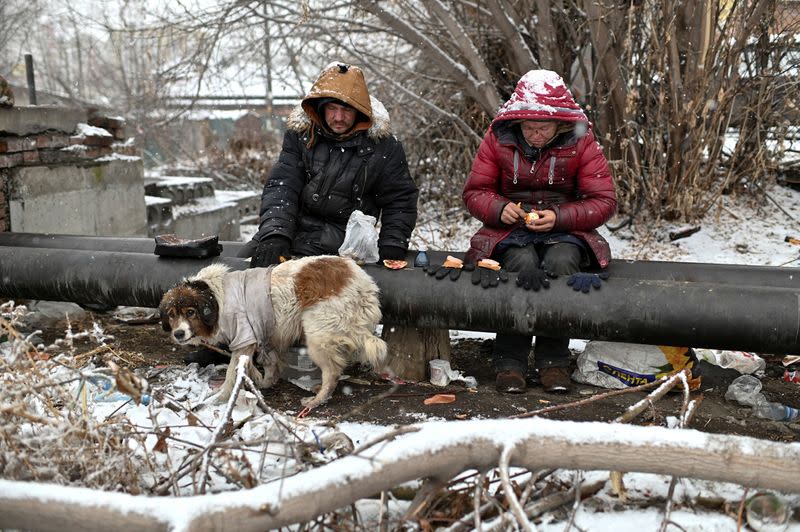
{"left": 189, "top": 281, "right": 219, "bottom": 328}
{"left": 158, "top": 294, "right": 173, "bottom": 332}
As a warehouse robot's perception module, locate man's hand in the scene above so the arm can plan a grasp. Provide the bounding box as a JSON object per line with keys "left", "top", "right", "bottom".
{"left": 566, "top": 271, "right": 610, "bottom": 293}
{"left": 515, "top": 266, "right": 553, "bottom": 291}
{"left": 379, "top": 246, "right": 406, "bottom": 262}
{"left": 251, "top": 237, "right": 291, "bottom": 268}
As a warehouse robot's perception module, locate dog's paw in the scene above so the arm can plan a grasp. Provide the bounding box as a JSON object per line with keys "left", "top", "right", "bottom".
{"left": 300, "top": 396, "right": 319, "bottom": 408}
{"left": 206, "top": 390, "right": 232, "bottom": 404}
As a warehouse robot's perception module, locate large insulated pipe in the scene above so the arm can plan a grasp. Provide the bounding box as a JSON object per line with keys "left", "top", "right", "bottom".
{"left": 0, "top": 246, "right": 798, "bottom": 354}
{"left": 0, "top": 232, "right": 797, "bottom": 288}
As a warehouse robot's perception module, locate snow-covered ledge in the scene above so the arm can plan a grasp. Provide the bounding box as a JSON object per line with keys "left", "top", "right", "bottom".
{"left": 1, "top": 417, "right": 798, "bottom": 532}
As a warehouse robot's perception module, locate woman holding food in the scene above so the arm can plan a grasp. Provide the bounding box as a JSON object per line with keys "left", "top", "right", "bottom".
{"left": 462, "top": 69, "right": 617, "bottom": 394}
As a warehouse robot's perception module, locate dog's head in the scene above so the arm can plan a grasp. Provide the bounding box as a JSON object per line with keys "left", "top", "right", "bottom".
{"left": 159, "top": 280, "right": 219, "bottom": 345}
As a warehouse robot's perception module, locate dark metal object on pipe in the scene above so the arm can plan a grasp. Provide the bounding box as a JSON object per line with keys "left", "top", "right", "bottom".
{"left": 24, "top": 54, "right": 37, "bottom": 105}
{"left": 0, "top": 247, "right": 798, "bottom": 354}
{"left": 0, "top": 232, "right": 246, "bottom": 256}
{"left": 1, "top": 233, "right": 799, "bottom": 288}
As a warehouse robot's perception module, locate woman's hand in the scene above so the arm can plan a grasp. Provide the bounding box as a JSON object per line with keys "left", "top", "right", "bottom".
{"left": 500, "top": 202, "right": 527, "bottom": 225}
{"left": 526, "top": 209, "right": 556, "bottom": 232}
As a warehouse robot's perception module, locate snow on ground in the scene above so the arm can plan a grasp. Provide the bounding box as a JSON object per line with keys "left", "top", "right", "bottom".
{"left": 2, "top": 184, "right": 800, "bottom": 530}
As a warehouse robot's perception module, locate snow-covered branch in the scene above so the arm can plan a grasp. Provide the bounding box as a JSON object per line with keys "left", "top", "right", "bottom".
{"left": 2, "top": 418, "right": 799, "bottom": 531}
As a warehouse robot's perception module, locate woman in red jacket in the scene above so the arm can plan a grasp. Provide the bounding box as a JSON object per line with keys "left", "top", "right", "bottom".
{"left": 462, "top": 70, "right": 617, "bottom": 394}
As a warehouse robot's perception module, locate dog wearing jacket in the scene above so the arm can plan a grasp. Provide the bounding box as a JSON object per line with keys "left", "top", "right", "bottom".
{"left": 159, "top": 256, "right": 388, "bottom": 414}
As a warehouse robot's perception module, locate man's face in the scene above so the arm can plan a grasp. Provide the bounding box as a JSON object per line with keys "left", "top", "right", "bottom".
{"left": 521, "top": 120, "right": 559, "bottom": 148}
{"left": 323, "top": 102, "right": 358, "bottom": 134}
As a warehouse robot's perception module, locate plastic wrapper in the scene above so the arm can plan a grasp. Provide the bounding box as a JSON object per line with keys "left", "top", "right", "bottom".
{"left": 338, "top": 210, "right": 379, "bottom": 264}
{"left": 572, "top": 341, "right": 701, "bottom": 390}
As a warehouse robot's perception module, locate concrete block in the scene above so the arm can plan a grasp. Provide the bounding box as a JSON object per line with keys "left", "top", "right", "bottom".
{"left": 8, "top": 158, "right": 147, "bottom": 236}
{"left": 0, "top": 106, "right": 85, "bottom": 136}
{"left": 149, "top": 197, "right": 241, "bottom": 241}
{"left": 0, "top": 153, "right": 23, "bottom": 168}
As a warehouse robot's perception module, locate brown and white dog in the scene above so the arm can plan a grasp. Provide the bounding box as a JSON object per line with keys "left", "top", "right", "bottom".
{"left": 159, "top": 256, "right": 388, "bottom": 414}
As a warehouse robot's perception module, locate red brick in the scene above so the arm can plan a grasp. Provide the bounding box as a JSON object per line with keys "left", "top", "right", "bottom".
{"left": 22, "top": 150, "right": 40, "bottom": 164}
{"left": 0, "top": 153, "right": 23, "bottom": 168}
{"left": 110, "top": 127, "right": 127, "bottom": 140}
{"left": 69, "top": 135, "right": 84, "bottom": 145}
{"left": 89, "top": 115, "right": 125, "bottom": 130}
{"left": 83, "top": 134, "right": 114, "bottom": 147}
{"left": 0, "top": 137, "right": 36, "bottom": 153}
{"left": 35, "top": 134, "right": 69, "bottom": 149}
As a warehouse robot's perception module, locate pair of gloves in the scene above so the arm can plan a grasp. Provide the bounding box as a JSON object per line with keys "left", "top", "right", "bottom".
{"left": 251, "top": 237, "right": 407, "bottom": 268}
{"left": 426, "top": 260, "right": 609, "bottom": 293}
{"left": 425, "top": 262, "right": 510, "bottom": 288}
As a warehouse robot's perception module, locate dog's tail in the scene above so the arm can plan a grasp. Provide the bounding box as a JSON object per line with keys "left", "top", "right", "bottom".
{"left": 360, "top": 334, "right": 388, "bottom": 369}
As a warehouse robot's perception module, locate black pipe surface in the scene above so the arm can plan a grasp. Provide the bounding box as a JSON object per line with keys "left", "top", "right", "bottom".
{"left": 0, "top": 247, "right": 797, "bottom": 354}
{"left": 1, "top": 232, "right": 798, "bottom": 288}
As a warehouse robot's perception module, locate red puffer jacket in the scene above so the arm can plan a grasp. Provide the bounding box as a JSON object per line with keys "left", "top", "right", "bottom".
{"left": 463, "top": 126, "right": 616, "bottom": 266}
{"left": 462, "top": 70, "right": 617, "bottom": 267}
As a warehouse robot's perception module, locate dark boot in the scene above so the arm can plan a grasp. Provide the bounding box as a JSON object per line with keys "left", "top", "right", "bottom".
{"left": 539, "top": 367, "right": 572, "bottom": 393}
{"left": 496, "top": 368, "right": 527, "bottom": 393}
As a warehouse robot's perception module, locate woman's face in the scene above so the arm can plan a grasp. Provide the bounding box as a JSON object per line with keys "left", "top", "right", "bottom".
{"left": 520, "top": 120, "right": 559, "bottom": 148}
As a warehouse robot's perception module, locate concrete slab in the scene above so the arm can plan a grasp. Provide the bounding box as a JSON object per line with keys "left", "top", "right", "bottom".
{"left": 163, "top": 197, "right": 241, "bottom": 241}
{"left": 0, "top": 106, "right": 85, "bottom": 135}
{"left": 216, "top": 189, "right": 261, "bottom": 223}
{"left": 8, "top": 159, "right": 147, "bottom": 235}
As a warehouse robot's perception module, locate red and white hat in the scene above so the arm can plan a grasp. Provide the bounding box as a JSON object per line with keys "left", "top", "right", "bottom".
{"left": 493, "top": 70, "right": 588, "bottom": 124}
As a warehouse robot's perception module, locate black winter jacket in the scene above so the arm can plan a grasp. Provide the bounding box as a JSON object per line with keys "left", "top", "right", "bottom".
{"left": 254, "top": 106, "right": 418, "bottom": 257}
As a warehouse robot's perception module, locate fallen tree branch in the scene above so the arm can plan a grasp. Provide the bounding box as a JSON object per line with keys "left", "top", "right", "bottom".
{"left": 2, "top": 416, "right": 799, "bottom": 531}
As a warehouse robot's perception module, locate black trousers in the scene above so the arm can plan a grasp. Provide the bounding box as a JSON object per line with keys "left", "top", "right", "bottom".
{"left": 492, "top": 242, "right": 582, "bottom": 372}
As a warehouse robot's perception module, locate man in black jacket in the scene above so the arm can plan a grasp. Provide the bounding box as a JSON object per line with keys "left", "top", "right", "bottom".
{"left": 244, "top": 62, "right": 419, "bottom": 267}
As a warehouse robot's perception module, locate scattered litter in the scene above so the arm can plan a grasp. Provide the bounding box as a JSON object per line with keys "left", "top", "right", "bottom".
{"left": 112, "top": 307, "right": 160, "bottom": 325}
{"left": 423, "top": 394, "right": 456, "bottom": 405}
{"left": 429, "top": 359, "right": 478, "bottom": 388}
{"left": 668, "top": 225, "right": 701, "bottom": 241}
{"left": 782, "top": 355, "right": 800, "bottom": 367}
{"left": 725, "top": 375, "right": 799, "bottom": 422}
{"left": 287, "top": 376, "right": 322, "bottom": 393}
{"left": 746, "top": 492, "right": 790, "bottom": 532}
{"left": 695, "top": 348, "right": 765, "bottom": 375}
{"left": 572, "top": 341, "right": 700, "bottom": 390}
{"left": 343, "top": 376, "right": 371, "bottom": 386}
{"left": 783, "top": 370, "right": 800, "bottom": 384}
{"left": 380, "top": 373, "right": 413, "bottom": 385}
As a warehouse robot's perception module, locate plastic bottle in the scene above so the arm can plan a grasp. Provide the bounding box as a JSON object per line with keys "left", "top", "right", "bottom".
{"left": 752, "top": 399, "right": 799, "bottom": 422}
{"left": 89, "top": 375, "right": 151, "bottom": 405}
{"left": 414, "top": 248, "right": 430, "bottom": 268}
{"left": 726, "top": 375, "right": 798, "bottom": 422}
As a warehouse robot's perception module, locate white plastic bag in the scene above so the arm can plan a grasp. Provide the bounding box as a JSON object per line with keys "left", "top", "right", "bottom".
{"left": 571, "top": 341, "right": 700, "bottom": 390}
{"left": 694, "top": 349, "right": 765, "bottom": 375}
{"left": 338, "top": 210, "right": 380, "bottom": 263}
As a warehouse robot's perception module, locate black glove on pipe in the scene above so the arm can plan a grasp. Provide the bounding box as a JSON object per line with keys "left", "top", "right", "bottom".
{"left": 566, "top": 271, "right": 609, "bottom": 293}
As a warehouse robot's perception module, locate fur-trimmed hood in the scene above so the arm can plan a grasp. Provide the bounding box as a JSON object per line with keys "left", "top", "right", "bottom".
{"left": 287, "top": 94, "right": 392, "bottom": 141}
